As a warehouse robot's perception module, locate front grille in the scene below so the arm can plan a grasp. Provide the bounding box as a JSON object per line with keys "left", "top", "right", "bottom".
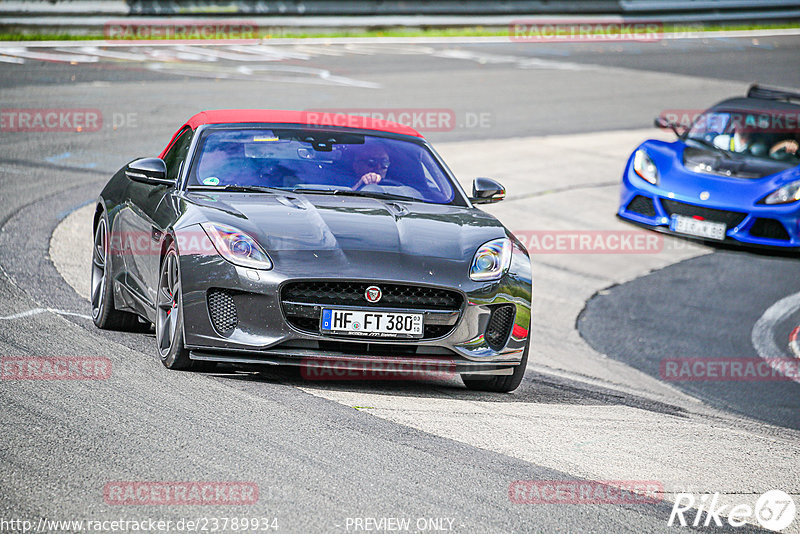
{"left": 626, "top": 195, "right": 656, "bottom": 217}
{"left": 207, "top": 289, "right": 238, "bottom": 335}
{"left": 485, "top": 304, "right": 515, "bottom": 351}
{"left": 749, "top": 218, "right": 790, "bottom": 240}
{"left": 281, "top": 281, "right": 463, "bottom": 340}
{"left": 660, "top": 199, "right": 747, "bottom": 228}
{"left": 282, "top": 281, "right": 462, "bottom": 310}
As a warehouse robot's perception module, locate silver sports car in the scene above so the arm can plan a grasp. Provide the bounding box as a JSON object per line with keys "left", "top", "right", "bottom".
{"left": 91, "top": 110, "right": 532, "bottom": 392}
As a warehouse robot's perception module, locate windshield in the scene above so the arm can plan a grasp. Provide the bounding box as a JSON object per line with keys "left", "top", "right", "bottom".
{"left": 187, "top": 128, "right": 458, "bottom": 204}
{"left": 685, "top": 110, "right": 800, "bottom": 163}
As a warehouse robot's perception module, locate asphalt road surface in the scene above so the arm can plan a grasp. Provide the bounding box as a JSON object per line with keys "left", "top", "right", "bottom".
{"left": 1, "top": 35, "right": 799, "bottom": 533}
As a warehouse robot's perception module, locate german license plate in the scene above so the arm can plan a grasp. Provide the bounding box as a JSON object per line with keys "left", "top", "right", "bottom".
{"left": 321, "top": 309, "right": 423, "bottom": 338}
{"left": 669, "top": 214, "right": 726, "bottom": 241}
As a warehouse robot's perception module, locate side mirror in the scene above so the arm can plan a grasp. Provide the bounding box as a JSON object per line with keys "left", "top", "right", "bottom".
{"left": 654, "top": 116, "right": 683, "bottom": 137}
{"left": 125, "top": 158, "right": 172, "bottom": 186}
{"left": 470, "top": 177, "right": 506, "bottom": 204}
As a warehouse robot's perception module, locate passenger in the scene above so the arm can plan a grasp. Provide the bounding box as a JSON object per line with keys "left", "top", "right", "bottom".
{"left": 713, "top": 129, "right": 768, "bottom": 156}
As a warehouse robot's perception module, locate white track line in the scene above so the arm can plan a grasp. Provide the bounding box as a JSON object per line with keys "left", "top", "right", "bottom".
{"left": 0, "top": 47, "right": 98, "bottom": 63}
{"left": 226, "top": 44, "right": 311, "bottom": 60}
{"left": 174, "top": 45, "right": 292, "bottom": 62}
{"left": 68, "top": 46, "right": 150, "bottom": 61}
{"left": 432, "top": 48, "right": 590, "bottom": 70}
{"left": 0, "top": 54, "right": 24, "bottom": 64}
{"left": 147, "top": 62, "right": 381, "bottom": 88}
{"left": 0, "top": 308, "right": 91, "bottom": 321}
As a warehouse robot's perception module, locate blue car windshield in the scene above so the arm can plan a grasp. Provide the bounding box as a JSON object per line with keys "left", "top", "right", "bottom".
{"left": 187, "top": 128, "right": 458, "bottom": 204}
{"left": 686, "top": 110, "right": 800, "bottom": 163}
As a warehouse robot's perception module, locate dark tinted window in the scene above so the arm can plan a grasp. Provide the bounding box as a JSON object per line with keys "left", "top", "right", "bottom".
{"left": 687, "top": 111, "right": 800, "bottom": 162}
{"left": 163, "top": 127, "right": 194, "bottom": 182}
{"left": 188, "top": 128, "right": 458, "bottom": 205}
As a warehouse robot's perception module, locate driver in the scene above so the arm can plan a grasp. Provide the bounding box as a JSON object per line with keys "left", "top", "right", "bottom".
{"left": 351, "top": 145, "right": 390, "bottom": 189}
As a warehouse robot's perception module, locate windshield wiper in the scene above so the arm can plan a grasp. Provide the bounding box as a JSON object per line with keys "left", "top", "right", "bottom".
{"left": 289, "top": 187, "right": 341, "bottom": 195}
{"left": 189, "top": 184, "right": 288, "bottom": 194}
{"left": 685, "top": 137, "right": 735, "bottom": 159}
{"left": 291, "top": 187, "right": 421, "bottom": 203}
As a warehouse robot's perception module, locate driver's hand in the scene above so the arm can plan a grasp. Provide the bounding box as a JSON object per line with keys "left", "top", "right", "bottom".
{"left": 770, "top": 139, "right": 799, "bottom": 155}
{"left": 353, "top": 172, "right": 382, "bottom": 189}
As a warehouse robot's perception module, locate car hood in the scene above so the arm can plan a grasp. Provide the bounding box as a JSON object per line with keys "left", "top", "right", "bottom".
{"left": 635, "top": 140, "right": 800, "bottom": 208}
{"left": 181, "top": 191, "right": 507, "bottom": 280}
{"left": 682, "top": 145, "right": 793, "bottom": 179}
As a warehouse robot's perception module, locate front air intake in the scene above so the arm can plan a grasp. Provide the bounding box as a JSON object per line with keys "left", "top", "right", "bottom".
{"left": 485, "top": 304, "right": 516, "bottom": 351}
{"left": 749, "top": 218, "right": 790, "bottom": 241}
{"left": 626, "top": 195, "right": 656, "bottom": 217}
{"left": 207, "top": 289, "right": 238, "bottom": 335}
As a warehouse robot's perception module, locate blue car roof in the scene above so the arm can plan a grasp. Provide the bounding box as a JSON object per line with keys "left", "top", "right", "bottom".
{"left": 710, "top": 97, "right": 800, "bottom": 113}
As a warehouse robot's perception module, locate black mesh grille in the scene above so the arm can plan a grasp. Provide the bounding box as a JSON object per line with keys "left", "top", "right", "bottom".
{"left": 749, "top": 218, "right": 790, "bottom": 240}
{"left": 282, "top": 281, "right": 463, "bottom": 310}
{"left": 661, "top": 199, "right": 747, "bottom": 228}
{"left": 207, "top": 289, "right": 238, "bottom": 335}
{"left": 424, "top": 325, "right": 453, "bottom": 338}
{"left": 626, "top": 195, "right": 656, "bottom": 217}
{"left": 281, "top": 281, "right": 463, "bottom": 340}
{"left": 485, "top": 304, "right": 515, "bottom": 351}
{"left": 289, "top": 317, "right": 319, "bottom": 332}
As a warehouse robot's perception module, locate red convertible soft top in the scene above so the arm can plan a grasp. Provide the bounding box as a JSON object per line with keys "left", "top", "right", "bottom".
{"left": 185, "top": 109, "right": 422, "bottom": 137}
{"left": 160, "top": 109, "right": 424, "bottom": 157}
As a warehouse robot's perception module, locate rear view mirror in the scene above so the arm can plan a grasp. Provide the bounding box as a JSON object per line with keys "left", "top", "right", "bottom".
{"left": 470, "top": 177, "right": 506, "bottom": 204}
{"left": 125, "top": 158, "right": 172, "bottom": 186}
{"left": 654, "top": 116, "right": 683, "bottom": 137}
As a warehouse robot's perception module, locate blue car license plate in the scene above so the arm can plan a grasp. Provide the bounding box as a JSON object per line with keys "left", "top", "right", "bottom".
{"left": 669, "top": 214, "right": 726, "bottom": 241}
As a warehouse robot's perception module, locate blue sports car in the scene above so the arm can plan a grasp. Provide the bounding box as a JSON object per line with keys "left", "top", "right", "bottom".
{"left": 618, "top": 84, "right": 800, "bottom": 249}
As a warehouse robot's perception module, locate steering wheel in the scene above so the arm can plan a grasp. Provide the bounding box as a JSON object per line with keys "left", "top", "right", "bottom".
{"left": 770, "top": 140, "right": 799, "bottom": 158}
{"left": 353, "top": 178, "right": 404, "bottom": 191}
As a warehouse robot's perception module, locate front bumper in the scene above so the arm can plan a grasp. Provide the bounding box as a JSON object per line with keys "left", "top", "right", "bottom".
{"left": 618, "top": 167, "right": 800, "bottom": 249}
{"left": 177, "top": 236, "right": 532, "bottom": 372}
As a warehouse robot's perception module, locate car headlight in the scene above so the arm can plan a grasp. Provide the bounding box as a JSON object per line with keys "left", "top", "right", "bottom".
{"left": 763, "top": 180, "right": 800, "bottom": 205}
{"left": 633, "top": 149, "right": 659, "bottom": 185}
{"left": 470, "top": 238, "right": 512, "bottom": 281}
{"left": 200, "top": 222, "right": 273, "bottom": 270}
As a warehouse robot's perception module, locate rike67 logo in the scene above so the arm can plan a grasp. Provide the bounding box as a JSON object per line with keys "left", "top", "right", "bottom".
{"left": 669, "top": 490, "right": 796, "bottom": 531}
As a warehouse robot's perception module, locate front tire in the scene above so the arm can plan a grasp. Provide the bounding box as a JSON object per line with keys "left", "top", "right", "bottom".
{"left": 91, "top": 215, "right": 143, "bottom": 331}
{"left": 462, "top": 335, "right": 530, "bottom": 393}
{"left": 155, "top": 243, "right": 194, "bottom": 370}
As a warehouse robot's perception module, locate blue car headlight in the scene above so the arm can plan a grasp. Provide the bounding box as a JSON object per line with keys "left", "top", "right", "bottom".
{"left": 470, "top": 238, "right": 512, "bottom": 281}
{"left": 633, "top": 149, "right": 659, "bottom": 185}
{"left": 763, "top": 180, "right": 800, "bottom": 205}
{"left": 200, "top": 222, "right": 273, "bottom": 270}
